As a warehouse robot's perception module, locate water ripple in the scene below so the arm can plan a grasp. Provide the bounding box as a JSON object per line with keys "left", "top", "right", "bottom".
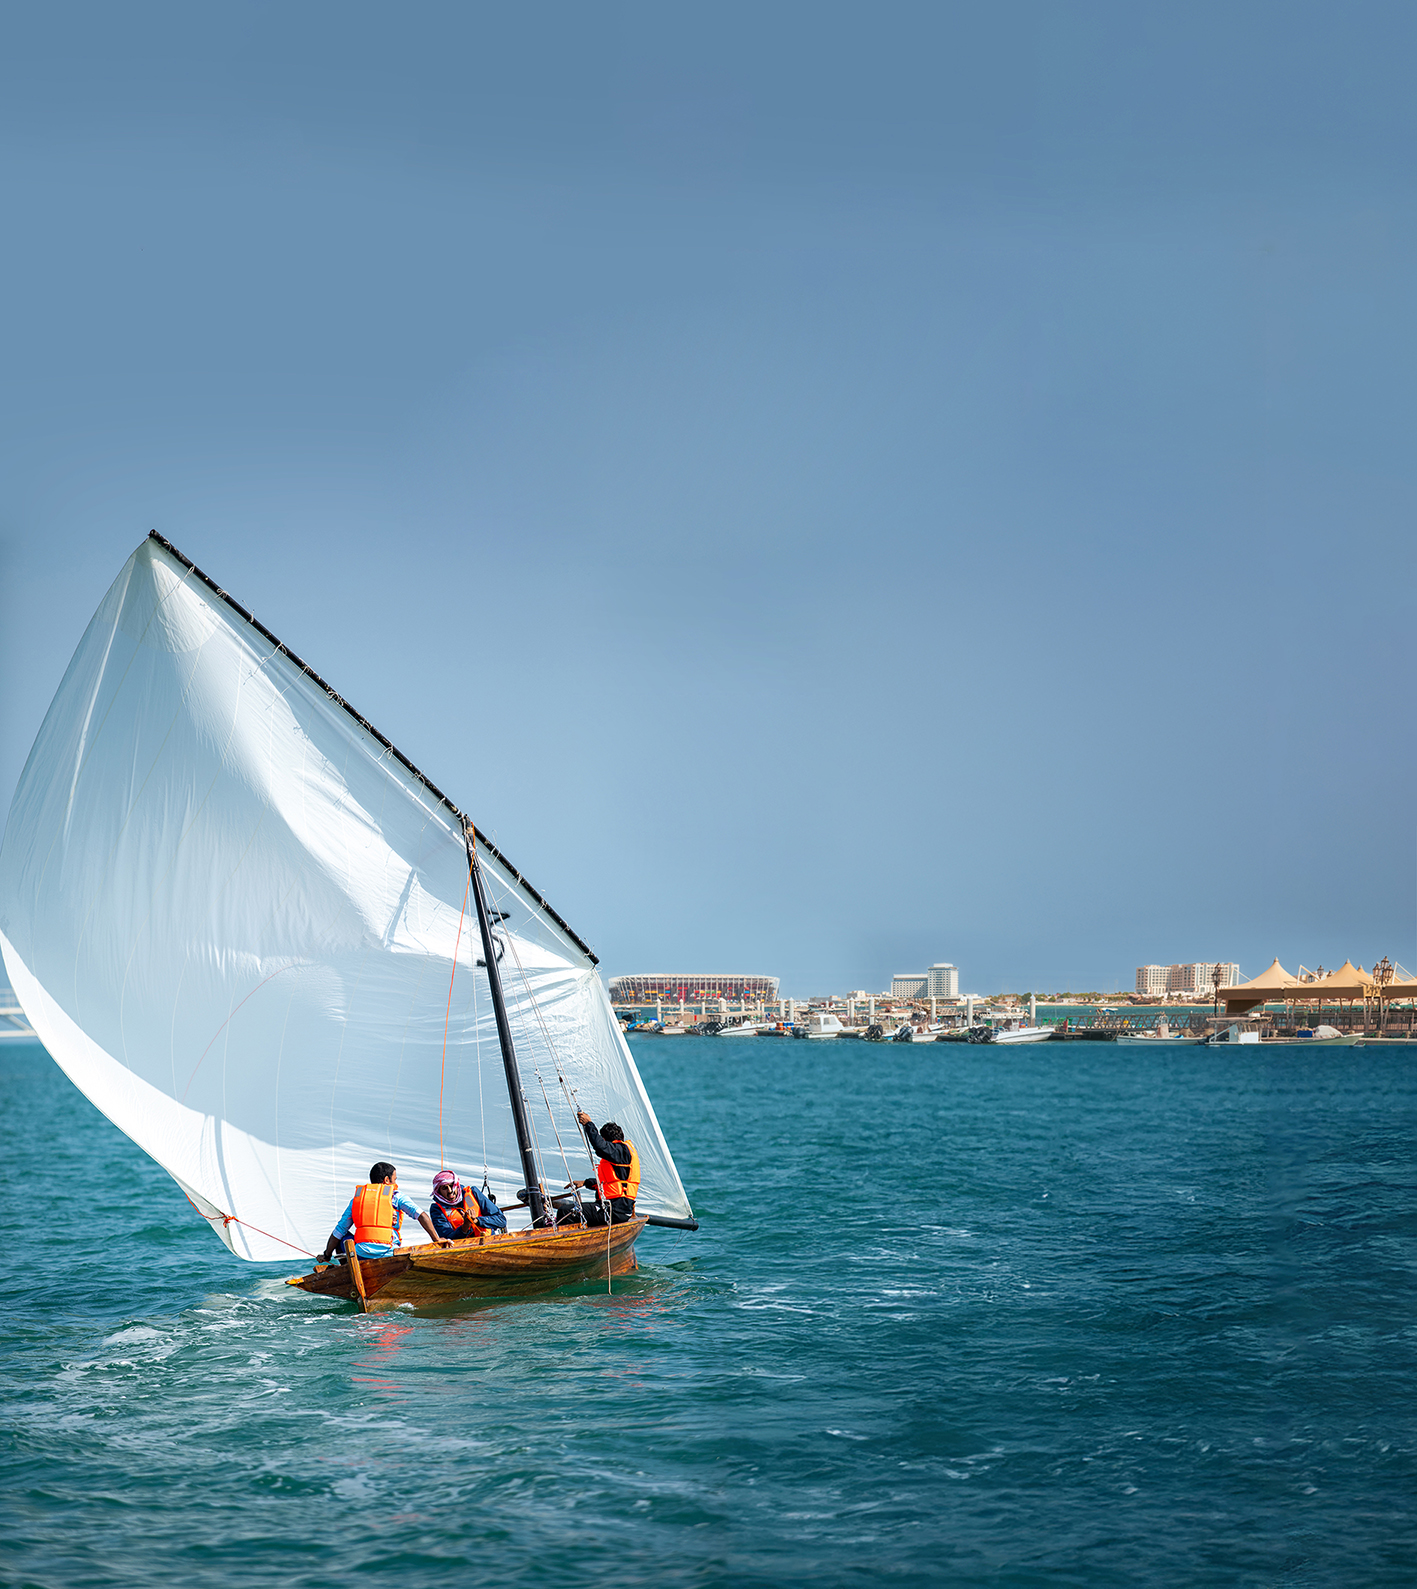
{"left": 2, "top": 1039, "right": 1416, "bottom": 1586}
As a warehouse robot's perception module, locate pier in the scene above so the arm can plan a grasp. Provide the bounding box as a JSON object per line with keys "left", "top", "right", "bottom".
{"left": 0, "top": 988, "right": 37, "bottom": 1042}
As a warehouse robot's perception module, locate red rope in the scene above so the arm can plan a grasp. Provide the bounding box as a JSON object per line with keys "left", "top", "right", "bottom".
{"left": 438, "top": 864, "right": 473, "bottom": 1169}
{"left": 182, "top": 1191, "right": 316, "bottom": 1257}
{"left": 222, "top": 1213, "right": 317, "bottom": 1257}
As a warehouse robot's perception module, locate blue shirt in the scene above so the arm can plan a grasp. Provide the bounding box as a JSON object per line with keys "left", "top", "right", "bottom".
{"left": 331, "top": 1188, "right": 423, "bottom": 1257}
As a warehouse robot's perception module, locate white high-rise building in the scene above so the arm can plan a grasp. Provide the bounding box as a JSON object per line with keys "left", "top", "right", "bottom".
{"left": 891, "top": 974, "right": 928, "bottom": 998}
{"left": 927, "top": 963, "right": 959, "bottom": 999}
{"left": 1136, "top": 962, "right": 1239, "bottom": 997}
{"left": 1173, "top": 961, "right": 1239, "bottom": 995}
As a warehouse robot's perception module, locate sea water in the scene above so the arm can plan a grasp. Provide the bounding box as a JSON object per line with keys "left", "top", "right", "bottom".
{"left": 2, "top": 1035, "right": 1414, "bottom": 1588}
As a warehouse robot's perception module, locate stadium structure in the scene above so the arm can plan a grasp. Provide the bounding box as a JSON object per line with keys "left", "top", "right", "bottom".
{"left": 608, "top": 974, "right": 780, "bottom": 1004}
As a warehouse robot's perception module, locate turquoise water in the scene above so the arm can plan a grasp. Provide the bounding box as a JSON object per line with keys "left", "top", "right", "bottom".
{"left": 3, "top": 1035, "right": 1415, "bottom": 1587}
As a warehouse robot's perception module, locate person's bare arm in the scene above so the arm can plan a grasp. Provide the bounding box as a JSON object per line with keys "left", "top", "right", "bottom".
{"left": 418, "top": 1210, "right": 453, "bottom": 1247}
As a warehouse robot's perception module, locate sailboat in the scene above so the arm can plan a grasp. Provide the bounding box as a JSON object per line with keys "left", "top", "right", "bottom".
{"left": 0, "top": 534, "right": 696, "bottom": 1311}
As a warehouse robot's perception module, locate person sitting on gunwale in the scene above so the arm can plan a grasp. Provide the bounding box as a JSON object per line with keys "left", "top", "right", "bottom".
{"left": 319, "top": 1161, "right": 451, "bottom": 1262}
{"left": 428, "top": 1170, "right": 508, "bottom": 1240}
{"left": 556, "top": 1112, "right": 640, "bottom": 1227}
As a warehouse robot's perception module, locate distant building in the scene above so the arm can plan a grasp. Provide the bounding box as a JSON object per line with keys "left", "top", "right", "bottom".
{"left": 1182, "top": 961, "right": 1239, "bottom": 995}
{"left": 608, "top": 973, "right": 780, "bottom": 1003}
{"left": 891, "top": 973, "right": 929, "bottom": 998}
{"left": 1135, "top": 962, "right": 1240, "bottom": 997}
{"left": 927, "top": 963, "right": 958, "bottom": 999}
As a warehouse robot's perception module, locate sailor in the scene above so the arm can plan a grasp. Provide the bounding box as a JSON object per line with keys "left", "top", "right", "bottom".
{"left": 558, "top": 1112, "right": 640, "bottom": 1226}
{"left": 428, "top": 1170, "right": 508, "bottom": 1240}
{"left": 319, "top": 1162, "right": 451, "bottom": 1262}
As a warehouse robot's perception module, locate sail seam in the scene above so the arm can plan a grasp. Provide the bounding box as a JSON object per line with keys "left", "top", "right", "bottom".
{"left": 143, "top": 531, "right": 599, "bottom": 964}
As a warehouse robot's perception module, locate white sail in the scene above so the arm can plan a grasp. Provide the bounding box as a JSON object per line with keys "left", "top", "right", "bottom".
{"left": 0, "top": 536, "right": 692, "bottom": 1259}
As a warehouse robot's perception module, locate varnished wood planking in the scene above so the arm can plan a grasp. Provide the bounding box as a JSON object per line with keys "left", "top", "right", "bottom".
{"left": 287, "top": 1219, "right": 646, "bottom": 1310}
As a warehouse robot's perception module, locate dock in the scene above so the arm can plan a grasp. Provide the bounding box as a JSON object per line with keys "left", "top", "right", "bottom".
{"left": 0, "top": 989, "right": 37, "bottom": 1042}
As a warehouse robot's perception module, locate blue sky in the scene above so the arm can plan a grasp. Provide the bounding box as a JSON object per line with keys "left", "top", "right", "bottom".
{"left": 1, "top": 3, "right": 1414, "bottom": 996}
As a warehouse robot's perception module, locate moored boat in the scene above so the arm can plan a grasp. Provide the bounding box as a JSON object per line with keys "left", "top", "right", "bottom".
{"left": 986, "top": 1021, "right": 1055, "bottom": 1044}
{"left": 891, "top": 1022, "right": 945, "bottom": 1042}
{"left": 1115, "top": 1032, "right": 1204, "bottom": 1044}
{"left": 1267, "top": 1025, "right": 1361, "bottom": 1047}
{"left": 1115, "top": 1017, "right": 1203, "bottom": 1045}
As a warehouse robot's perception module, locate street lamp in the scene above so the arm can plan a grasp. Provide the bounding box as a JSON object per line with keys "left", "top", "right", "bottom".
{"left": 1211, "top": 963, "right": 1224, "bottom": 1023}
{"left": 1374, "top": 955, "right": 1394, "bottom": 1035}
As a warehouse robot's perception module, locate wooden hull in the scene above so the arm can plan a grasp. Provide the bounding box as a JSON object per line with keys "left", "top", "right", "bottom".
{"left": 286, "top": 1218, "right": 646, "bottom": 1312}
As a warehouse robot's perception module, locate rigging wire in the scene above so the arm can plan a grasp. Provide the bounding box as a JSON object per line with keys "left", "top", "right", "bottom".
{"left": 532, "top": 1063, "right": 579, "bottom": 1214}
{"left": 484, "top": 867, "right": 596, "bottom": 1214}
{"left": 437, "top": 862, "right": 473, "bottom": 1170}
{"left": 466, "top": 835, "right": 559, "bottom": 1226}
{"left": 473, "top": 913, "right": 488, "bottom": 1191}
{"left": 490, "top": 871, "right": 598, "bottom": 1179}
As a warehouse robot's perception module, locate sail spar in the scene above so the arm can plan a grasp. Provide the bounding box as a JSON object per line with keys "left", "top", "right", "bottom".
{"left": 0, "top": 534, "right": 693, "bottom": 1259}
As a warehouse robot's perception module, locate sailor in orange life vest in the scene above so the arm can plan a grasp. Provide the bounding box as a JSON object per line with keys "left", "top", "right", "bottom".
{"left": 318, "top": 1162, "right": 452, "bottom": 1262}
{"left": 556, "top": 1112, "right": 641, "bottom": 1226}
{"left": 428, "top": 1170, "right": 508, "bottom": 1240}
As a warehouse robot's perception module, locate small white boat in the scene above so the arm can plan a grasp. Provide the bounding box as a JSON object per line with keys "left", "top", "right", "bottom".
{"left": 1115, "top": 1017, "right": 1203, "bottom": 1046}
{"left": 713, "top": 1021, "right": 759, "bottom": 1037}
{"left": 1271, "top": 1025, "right": 1361, "bottom": 1047}
{"left": 1115, "top": 1032, "right": 1204, "bottom": 1044}
{"left": 987, "top": 1022, "right": 1054, "bottom": 1045}
{"left": 1206, "top": 1024, "right": 1260, "bottom": 1045}
{"left": 800, "top": 1012, "right": 843, "bottom": 1039}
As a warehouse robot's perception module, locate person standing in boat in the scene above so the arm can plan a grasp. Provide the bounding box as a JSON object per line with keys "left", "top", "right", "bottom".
{"left": 428, "top": 1170, "right": 508, "bottom": 1240}
{"left": 319, "top": 1162, "right": 450, "bottom": 1261}
{"left": 559, "top": 1112, "right": 640, "bottom": 1226}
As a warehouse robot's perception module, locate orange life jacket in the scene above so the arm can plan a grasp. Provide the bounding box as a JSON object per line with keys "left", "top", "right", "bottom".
{"left": 438, "top": 1195, "right": 475, "bottom": 1233}
{"left": 351, "top": 1181, "right": 400, "bottom": 1247}
{"left": 595, "top": 1140, "right": 640, "bottom": 1205}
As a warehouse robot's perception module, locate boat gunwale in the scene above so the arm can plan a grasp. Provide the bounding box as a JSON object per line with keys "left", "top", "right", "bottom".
{"left": 288, "top": 1217, "right": 647, "bottom": 1297}
{"left": 406, "top": 1216, "right": 646, "bottom": 1273}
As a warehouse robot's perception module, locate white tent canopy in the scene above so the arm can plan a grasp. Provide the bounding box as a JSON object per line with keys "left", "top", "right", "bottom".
{"left": 0, "top": 535, "right": 691, "bottom": 1259}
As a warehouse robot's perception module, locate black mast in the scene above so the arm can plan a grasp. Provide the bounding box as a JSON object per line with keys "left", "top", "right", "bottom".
{"left": 465, "top": 822, "right": 546, "bottom": 1226}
